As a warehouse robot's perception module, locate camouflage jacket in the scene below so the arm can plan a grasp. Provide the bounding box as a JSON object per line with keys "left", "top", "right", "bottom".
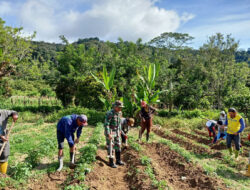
{"left": 104, "top": 109, "right": 122, "bottom": 136}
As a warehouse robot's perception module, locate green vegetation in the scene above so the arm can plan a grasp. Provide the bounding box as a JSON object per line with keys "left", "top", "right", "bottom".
{"left": 0, "top": 16, "right": 250, "bottom": 190}
{"left": 0, "top": 17, "right": 249, "bottom": 116}
{"left": 140, "top": 155, "right": 168, "bottom": 190}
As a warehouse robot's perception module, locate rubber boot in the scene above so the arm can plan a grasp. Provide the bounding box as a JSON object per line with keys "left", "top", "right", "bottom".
{"left": 57, "top": 156, "right": 64, "bottom": 172}
{"left": 146, "top": 133, "right": 149, "bottom": 142}
{"left": 115, "top": 151, "right": 125, "bottom": 166}
{"left": 138, "top": 130, "right": 142, "bottom": 142}
{"left": 0, "top": 162, "right": 8, "bottom": 174}
{"left": 228, "top": 147, "right": 233, "bottom": 156}
{"left": 235, "top": 150, "right": 239, "bottom": 160}
{"left": 69, "top": 152, "right": 76, "bottom": 169}
{"left": 109, "top": 158, "right": 117, "bottom": 168}
{"left": 70, "top": 152, "right": 75, "bottom": 164}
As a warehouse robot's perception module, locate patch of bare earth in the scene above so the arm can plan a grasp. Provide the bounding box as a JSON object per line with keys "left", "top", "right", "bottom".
{"left": 152, "top": 127, "right": 223, "bottom": 158}
{"left": 85, "top": 148, "right": 154, "bottom": 190}
{"left": 141, "top": 143, "right": 228, "bottom": 190}
{"left": 27, "top": 171, "right": 68, "bottom": 190}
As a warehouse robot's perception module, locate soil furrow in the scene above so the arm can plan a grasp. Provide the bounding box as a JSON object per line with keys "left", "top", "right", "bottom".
{"left": 142, "top": 143, "right": 227, "bottom": 190}
{"left": 85, "top": 148, "right": 154, "bottom": 190}
{"left": 152, "top": 127, "right": 222, "bottom": 158}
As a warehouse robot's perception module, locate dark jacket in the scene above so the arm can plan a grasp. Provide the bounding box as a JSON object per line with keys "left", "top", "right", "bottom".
{"left": 57, "top": 114, "right": 83, "bottom": 147}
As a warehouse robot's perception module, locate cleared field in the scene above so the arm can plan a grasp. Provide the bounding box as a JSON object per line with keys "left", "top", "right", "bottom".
{"left": 0, "top": 122, "right": 249, "bottom": 190}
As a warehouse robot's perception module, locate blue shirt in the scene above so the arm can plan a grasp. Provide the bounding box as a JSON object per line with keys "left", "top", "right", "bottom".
{"left": 57, "top": 114, "right": 83, "bottom": 146}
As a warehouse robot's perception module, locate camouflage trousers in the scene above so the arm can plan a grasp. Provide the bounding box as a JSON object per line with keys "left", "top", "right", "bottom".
{"left": 105, "top": 130, "right": 121, "bottom": 155}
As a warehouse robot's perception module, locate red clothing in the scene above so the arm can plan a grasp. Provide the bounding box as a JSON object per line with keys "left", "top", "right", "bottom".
{"left": 141, "top": 118, "right": 152, "bottom": 135}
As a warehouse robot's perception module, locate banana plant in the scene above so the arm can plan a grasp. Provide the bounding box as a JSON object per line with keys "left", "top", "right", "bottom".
{"left": 121, "top": 96, "right": 138, "bottom": 117}
{"left": 91, "top": 65, "right": 116, "bottom": 110}
{"left": 135, "top": 63, "right": 167, "bottom": 105}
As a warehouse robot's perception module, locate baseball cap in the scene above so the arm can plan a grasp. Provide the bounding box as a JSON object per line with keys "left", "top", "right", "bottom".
{"left": 77, "top": 114, "right": 88, "bottom": 126}
{"left": 113, "top": 100, "right": 124, "bottom": 108}
{"left": 228, "top": 108, "right": 236, "bottom": 113}
{"left": 220, "top": 111, "right": 225, "bottom": 115}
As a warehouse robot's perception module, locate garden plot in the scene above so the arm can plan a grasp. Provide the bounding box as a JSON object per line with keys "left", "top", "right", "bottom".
{"left": 1, "top": 123, "right": 250, "bottom": 190}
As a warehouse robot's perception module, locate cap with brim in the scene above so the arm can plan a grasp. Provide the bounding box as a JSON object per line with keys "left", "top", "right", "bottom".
{"left": 228, "top": 108, "right": 236, "bottom": 113}
{"left": 220, "top": 111, "right": 225, "bottom": 115}
{"left": 113, "top": 100, "right": 124, "bottom": 108}
{"left": 77, "top": 114, "right": 88, "bottom": 126}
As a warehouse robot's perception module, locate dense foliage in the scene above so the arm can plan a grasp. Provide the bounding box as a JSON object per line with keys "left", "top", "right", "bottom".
{"left": 0, "top": 17, "right": 249, "bottom": 116}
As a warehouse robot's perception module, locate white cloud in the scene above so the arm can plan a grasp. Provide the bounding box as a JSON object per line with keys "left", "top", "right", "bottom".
{"left": 0, "top": 1, "right": 12, "bottom": 16}
{"left": 216, "top": 13, "right": 250, "bottom": 22}
{"left": 181, "top": 12, "right": 195, "bottom": 23}
{"left": 12, "top": 0, "right": 194, "bottom": 42}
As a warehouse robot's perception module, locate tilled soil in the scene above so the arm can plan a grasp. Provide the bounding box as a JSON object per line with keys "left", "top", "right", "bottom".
{"left": 27, "top": 171, "right": 68, "bottom": 190}
{"left": 152, "top": 127, "right": 222, "bottom": 158}
{"left": 85, "top": 148, "right": 154, "bottom": 190}
{"left": 241, "top": 138, "right": 250, "bottom": 147}
{"left": 172, "top": 129, "right": 249, "bottom": 159}
{"left": 195, "top": 130, "right": 250, "bottom": 148}
{"left": 172, "top": 129, "right": 211, "bottom": 144}
{"left": 194, "top": 129, "right": 208, "bottom": 136}
{"left": 142, "top": 143, "right": 228, "bottom": 190}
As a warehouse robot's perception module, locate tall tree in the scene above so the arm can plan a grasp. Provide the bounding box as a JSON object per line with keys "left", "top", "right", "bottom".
{"left": 0, "top": 18, "right": 34, "bottom": 79}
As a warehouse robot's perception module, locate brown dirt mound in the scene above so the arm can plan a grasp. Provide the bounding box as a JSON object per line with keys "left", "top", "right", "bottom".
{"left": 143, "top": 143, "right": 227, "bottom": 190}
{"left": 194, "top": 129, "right": 209, "bottom": 136}
{"left": 172, "top": 129, "right": 211, "bottom": 144}
{"left": 0, "top": 173, "right": 8, "bottom": 178}
{"left": 210, "top": 143, "right": 227, "bottom": 150}
{"left": 28, "top": 171, "right": 68, "bottom": 190}
{"left": 85, "top": 148, "right": 154, "bottom": 190}
{"left": 241, "top": 138, "right": 250, "bottom": 147}
{"left": 124, "top": 148, "right": 156, "bottom": 190}
{"left": 152, "top": 127, "right": 222, "bottom": 158}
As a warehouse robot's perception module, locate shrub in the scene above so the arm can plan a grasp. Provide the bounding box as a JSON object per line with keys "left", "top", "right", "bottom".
{"left": 79, "top": 144, "right": 97, "bottom": 164}
{"left": 157, "top": 109, "right": 221, "bottom": 120}
{"left": 181, "top": 109, "right": 203, "bottom": 119}
{"left": 158, "top": 110, "right": 179, "bottom": 117}
{"left": 25, "top": 139, "right": 56, "bottom": 168}
{"left": 9, "top": 162, "right": 32, "bottom": 180}
{"left": 11, "top": 105, "right": 62, "bottom": 113}
{"left": 46, "top": 107, "right": 105, "bottom": 125}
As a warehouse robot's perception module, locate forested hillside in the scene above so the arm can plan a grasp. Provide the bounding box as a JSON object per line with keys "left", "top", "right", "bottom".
{"left": 0, "top": 18, "right": 249, "bottom": 114}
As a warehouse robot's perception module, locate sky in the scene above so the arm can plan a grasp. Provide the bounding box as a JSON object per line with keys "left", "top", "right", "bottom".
{"left": 0, "top": 0, "right": 249, "bottom": 49}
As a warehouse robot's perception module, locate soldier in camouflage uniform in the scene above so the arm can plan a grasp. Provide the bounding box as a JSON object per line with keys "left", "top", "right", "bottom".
{"left": 104, "top": 100, "right": 125, "bottom": 168}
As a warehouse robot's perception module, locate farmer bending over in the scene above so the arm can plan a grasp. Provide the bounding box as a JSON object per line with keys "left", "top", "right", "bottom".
{"left": 138, "top": 101, "right": 156, "bottom": 142}
{"left": 0, "top": 110, "right": 18, "bottom": 174}
{"left": 225, "top": 108, "right": 245, "bottom": 160}
{"left": 56, "top": 114, "right": 88, "bottom": 171}
{"left": 205, "top": 120, "right": 217, "bottom": 143}
{"left": 121, "top": 117, "right": 134, "bottom": 147}
{"left": 212, "top": 121, "right": 227, "bottom": 145}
